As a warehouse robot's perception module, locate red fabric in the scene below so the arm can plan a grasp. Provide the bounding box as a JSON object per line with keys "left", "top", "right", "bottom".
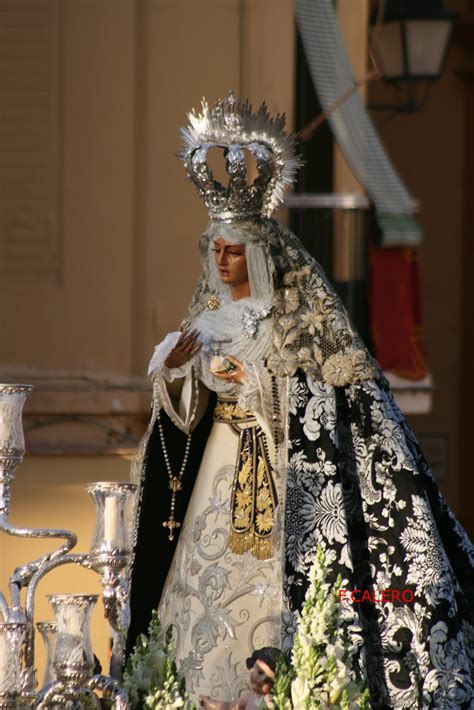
{"left": 369, "top": 247, "right": 428, "bottom": 379}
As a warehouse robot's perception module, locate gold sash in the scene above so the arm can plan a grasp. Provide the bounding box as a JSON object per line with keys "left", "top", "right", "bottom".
{"left": 214, "top": 399, "right": 277, "bottom": 560}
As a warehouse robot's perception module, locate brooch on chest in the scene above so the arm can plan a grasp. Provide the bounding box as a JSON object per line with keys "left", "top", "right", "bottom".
{"left": 241, "top": 304, "right": 272, "bottom": 338}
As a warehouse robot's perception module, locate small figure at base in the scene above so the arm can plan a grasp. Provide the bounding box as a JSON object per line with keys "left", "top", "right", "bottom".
{"left": 199, "top": 647, "right": 282, "bottom": 710}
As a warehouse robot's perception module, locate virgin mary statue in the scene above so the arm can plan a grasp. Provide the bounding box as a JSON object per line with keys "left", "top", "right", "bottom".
{"left": 126, "top": 93, "right": 473, "bottom": 709}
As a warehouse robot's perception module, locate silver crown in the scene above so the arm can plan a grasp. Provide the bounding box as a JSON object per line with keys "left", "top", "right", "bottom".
{"left": 177, "top": 91, "right": 303, "bottom": 222}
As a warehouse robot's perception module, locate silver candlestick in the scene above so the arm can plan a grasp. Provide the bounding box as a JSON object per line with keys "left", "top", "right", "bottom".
{"left": 87, "top": 482, "right": 137, "bottom": 680}
{"left": 0, "top": 384, "right": 138, "bottom": 707}
{"left": 35, "top": 623, "right": 57, "bottom": 689}
{"left": 0, "top": 622, "right": 28, "bottom": 706}
{"left": 0, "top": 384, "right": 33, "bottom": 522}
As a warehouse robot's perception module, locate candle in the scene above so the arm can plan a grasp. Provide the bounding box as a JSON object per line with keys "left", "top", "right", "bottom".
{"left": 103, "top": 495, "right": 120, "bottom": 545}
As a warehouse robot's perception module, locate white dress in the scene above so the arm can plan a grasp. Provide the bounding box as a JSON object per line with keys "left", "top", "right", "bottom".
{"left": 152, "top": 298, "right": 284, "bottom": 703}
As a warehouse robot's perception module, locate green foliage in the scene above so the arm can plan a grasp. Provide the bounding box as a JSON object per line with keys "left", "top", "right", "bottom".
{"left": 123, "top": 610, "right": 190, "bottom": 709}
{"left": 272, "top": 655, "right": 296, "bottom": 709}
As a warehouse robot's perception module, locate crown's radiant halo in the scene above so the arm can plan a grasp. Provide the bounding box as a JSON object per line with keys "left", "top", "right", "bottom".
{"left": 177, "top": 91, "right": 303, "bottom": 222}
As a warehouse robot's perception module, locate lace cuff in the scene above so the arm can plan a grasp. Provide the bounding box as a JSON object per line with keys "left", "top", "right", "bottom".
{"left": 147, "top": 332, "right": 192, "bottom": 382}
{"left": 238, "top": 360, "right": 276, "bottom": 443}
{"left": 151, "top": 365, "right": 209, "bottom": 435}
{"left": 238, "top": 361, "right": 260, "bottom": 412}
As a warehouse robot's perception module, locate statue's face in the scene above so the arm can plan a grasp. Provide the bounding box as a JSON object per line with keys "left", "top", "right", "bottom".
{"left": 213, "top": 238, "right": 249, "bottom": 287}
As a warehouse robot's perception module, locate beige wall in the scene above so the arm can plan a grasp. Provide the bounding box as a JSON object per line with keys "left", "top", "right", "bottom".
{"left": 1, "top": 0, "right": 136, "bottom": 375}
{"left": 1, "top": 0, "right": 295, "bottom": 379}
{"left": 334, "top": 0, "right": 369, "bottom": 194}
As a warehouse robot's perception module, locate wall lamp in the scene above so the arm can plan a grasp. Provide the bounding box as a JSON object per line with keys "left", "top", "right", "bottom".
{"left": 370, "top": 0, "right": 458, "bottom": 112}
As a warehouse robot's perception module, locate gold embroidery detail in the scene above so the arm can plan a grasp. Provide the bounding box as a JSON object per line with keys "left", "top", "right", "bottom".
{"left": 207, "top": 293, "right": 220, "bottom": 310}
{"left": 214, "top": 400, "right": 251, "bottom": 422}
{"left": 229, "top": 530, "right": 272, "bottom": 560}
{"left": 213, "top": 398, "right": 277, "bottom": 559}
{"left": 229, "top": 426, "right": 277, "bottom": 560}
{"left": 267, "top": 261, "right": 380, "bottom": 383}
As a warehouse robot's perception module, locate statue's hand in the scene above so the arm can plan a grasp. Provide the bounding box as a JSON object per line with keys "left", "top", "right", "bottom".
{"left": 164, "top": 329, "right": 202, "bottom": 368}
{"left": 210, "top": 355, "right": 245, "bottom": 385}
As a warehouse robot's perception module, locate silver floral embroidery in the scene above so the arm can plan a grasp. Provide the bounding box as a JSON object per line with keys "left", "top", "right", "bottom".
{"left": 158, "top": 460, "right": 281, "bottom": 703}
{"left": 240, "top": 304, "right": 272, "bottom": 338}
{"left": 424, "top": 622, "right": 473, "bottom": 707}
{"left": 400, "top": 495, "right": 456, "bottom": 608}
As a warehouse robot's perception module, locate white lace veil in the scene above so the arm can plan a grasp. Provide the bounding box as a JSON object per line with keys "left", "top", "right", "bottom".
{"left": 202, "top": 221, "right": 274, "bottom": 305}
{"left": 183, "top": 219, "right": 380, "bottom": 387}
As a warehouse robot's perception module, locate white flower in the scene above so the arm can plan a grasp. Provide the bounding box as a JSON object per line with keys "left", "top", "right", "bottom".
{"left": 298, "top": 631, "right": 313, "bottom": 655}
{"left": 134, "top": 666, "right": 153, "bottom": 691}
{"left": 328, "top": 660, "right": 351, "bottom": 703}
{"left": 124, "top": 612, "right": 189, "bottom": 710}
{"left": 147, "top": 645, "right": 167, "bottom": 677}
{"left": 291, "top": 676, "right": 311, "bottom": 708}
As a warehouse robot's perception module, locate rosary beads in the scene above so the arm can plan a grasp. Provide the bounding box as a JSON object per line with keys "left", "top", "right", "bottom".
{"left": 271, "top": 374, "right": 281, "bottom": 445}
{"left": 159, "top": 375, "right": 200, "bottom": 541}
